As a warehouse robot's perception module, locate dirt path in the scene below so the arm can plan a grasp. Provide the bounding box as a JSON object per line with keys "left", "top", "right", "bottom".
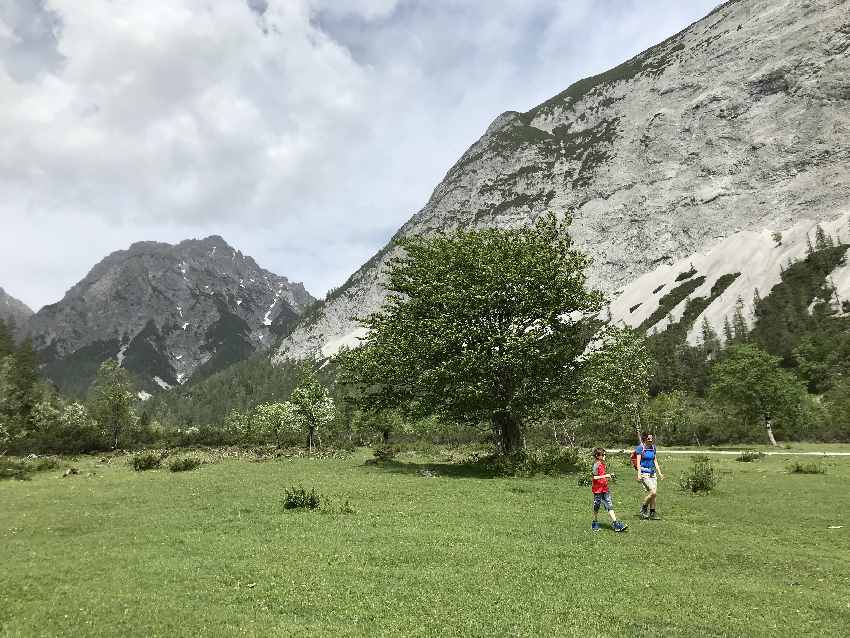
{"left": 618, "top": 449, "right": 850, "bottom": 457}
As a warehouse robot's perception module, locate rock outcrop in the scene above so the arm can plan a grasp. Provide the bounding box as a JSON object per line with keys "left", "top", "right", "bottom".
{"left": 28, "top": 236, "right": 313, "bottom": 395}
{"left": 274, "top": 0, "right": 850, "bottom": 362}
{"left": 0, "top": 287, "right": 33, "bottom": 338}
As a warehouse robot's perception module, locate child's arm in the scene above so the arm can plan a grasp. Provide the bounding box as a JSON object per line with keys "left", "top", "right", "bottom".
{"left": 654, "top": 457, "right": 665, "bottom": 480}
{"left": 592, "top": 473, "right": 613, "bottom": 480}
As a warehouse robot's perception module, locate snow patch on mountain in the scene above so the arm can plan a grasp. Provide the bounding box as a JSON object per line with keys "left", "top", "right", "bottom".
{"left": 610, "top": 212, "right": 850, "bottom": 343}
{"left": 320, "top": 327, "right": 369, "bottom": 359}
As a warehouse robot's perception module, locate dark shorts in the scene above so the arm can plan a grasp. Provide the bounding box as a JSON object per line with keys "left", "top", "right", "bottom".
{"left": 593, "top": 492, "right": 614, "bottom": 512}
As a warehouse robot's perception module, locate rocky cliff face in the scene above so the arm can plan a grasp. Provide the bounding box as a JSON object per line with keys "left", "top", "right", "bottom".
{"left": 28, "top": 236, "right": 313, "bottom": 396}
{"left": 0, "top": 287, "right": 33, "bottom": 338}
{"left": 274, "top": 0, "right": 850, "bottom": 362}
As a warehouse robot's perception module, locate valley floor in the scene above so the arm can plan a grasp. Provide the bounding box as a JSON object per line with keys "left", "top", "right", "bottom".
{"left": 2, "top": 448, "right": 849, "bottom": 637}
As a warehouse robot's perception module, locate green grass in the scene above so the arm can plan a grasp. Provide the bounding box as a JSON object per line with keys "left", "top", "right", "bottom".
{"left": 1, "top": 449, "right": 849, "bottom": 637}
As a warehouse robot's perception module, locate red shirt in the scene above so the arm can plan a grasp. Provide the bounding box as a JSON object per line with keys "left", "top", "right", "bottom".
{"left": 591, "top": 460, "right": 609, "bottom": 494}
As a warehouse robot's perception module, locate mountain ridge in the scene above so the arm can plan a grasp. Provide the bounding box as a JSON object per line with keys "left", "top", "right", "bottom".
{"left": 27, "top": 235, "right": 314, "bottom": 396}
{"left": 0, "top": 287, "right": 33, "bottom": 338}
{"left": 273, "top": 0, "right": 850, "bottom": 362}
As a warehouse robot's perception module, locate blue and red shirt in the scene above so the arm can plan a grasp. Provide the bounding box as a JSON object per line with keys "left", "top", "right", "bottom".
{"left": 591, "top": 460, "right": 609, "bottom": 494}
{"left": 635, "top": 444, "right": 656, "bottom": 474}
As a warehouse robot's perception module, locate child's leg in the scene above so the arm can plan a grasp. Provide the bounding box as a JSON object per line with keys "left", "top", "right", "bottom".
{"left": 603, "top": 493, "right": 616, "bottom": 521}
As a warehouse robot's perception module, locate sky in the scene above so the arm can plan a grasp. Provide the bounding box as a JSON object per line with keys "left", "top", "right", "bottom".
{"left": 0, "top": 0, "right": 720, "bottom": 312}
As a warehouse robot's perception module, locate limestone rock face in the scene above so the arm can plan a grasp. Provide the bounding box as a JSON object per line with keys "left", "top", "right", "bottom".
{"left": 274, "top": 0, "right": 850, "bottom": 362}
{"left": 0, "top": 287, "right": 33, "bottom": 338}
{"left": 27, "top": 236, "right": 314, "bottom": 395}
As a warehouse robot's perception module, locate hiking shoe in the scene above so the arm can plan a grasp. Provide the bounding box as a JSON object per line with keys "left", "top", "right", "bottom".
{"left": 649, "top": 511, "right": 660, "bottom": 520}
{"left": 613, "top": 521, "right": 628, "bottom": 533}
{"left": 591, "top": 521, "right": 601, "bottom": 532}
{"left": 639, "top": 509, "right": 650, "bottom": 520}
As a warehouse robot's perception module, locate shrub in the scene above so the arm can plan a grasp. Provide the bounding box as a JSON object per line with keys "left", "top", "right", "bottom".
{"left": 679, "top": 456, "right": 719, "bottom": 493}
{"left": 373, "top": 445, "right": 399, "bottom": 462}
{"left": 168, "top": 456, "right": 202, "bottom": 472}
{"left": 0, "top": 458, "right": 30, "bottom": 481}
{"left": 787, "top": 460, "right": 826, "bottom": 474}
{"left": 131, "top": 451, "right": 163, "bottom": 471}
{"left": 487, "top": 445, "right": 587, "bottom": 478}
{"left": 735, "top": 450, "right": 765, "bottom": 462}
{"left": 283, "top": 484, "right": 321, "bottom": 510}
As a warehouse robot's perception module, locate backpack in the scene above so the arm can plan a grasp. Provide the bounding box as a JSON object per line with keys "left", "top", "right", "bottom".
{"left": 630, "top": 445, "right": 645, "bottom": 469}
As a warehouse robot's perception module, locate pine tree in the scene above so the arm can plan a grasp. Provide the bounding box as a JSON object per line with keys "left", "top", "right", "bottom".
{"left": 0, "top": 319, "right": 13, "bottom": 359}
{"left": 751, "top": 288, "right": 763, "bottom": 323}
{"left": 731, "top": 296, "right": 750, "bottom": 343}
{"left": 723, "top": 316, "right": 734, "bottom": 343}
{"left": 700, "top": 317, "right": 720, "bottom": 359}
{"left": 814, "top": 224, "right": 833, "bottom": 251}
{"left": 13, "top": 337, "right": 39, "bottom": 420}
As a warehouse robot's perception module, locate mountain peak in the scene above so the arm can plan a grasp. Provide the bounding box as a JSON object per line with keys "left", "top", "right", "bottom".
{"left": 274, "top": 0, "right": 850, "bottom": 361}
{"left": 27, "top": 237, "right": 315, "bottom": 396}
{"left": 0, "top": 287, "right": 34, "bottom": 336}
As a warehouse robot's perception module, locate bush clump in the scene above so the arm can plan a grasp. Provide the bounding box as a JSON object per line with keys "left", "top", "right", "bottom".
{"left": 788, "top": 460, "right": 826, "bottom": 474}
{"left": 736, "top": 450, "right": 765, "bottom": 462}
{"left": 484, "top": 445, "right": 586, "bottom": 477}
{"left": 679, "top": 456, "right": 719, "bottom": 493}
{"left": 373, "top": 445, "right": 399, "bottom": 462}
{"left": 1, "top": 456, "right": 63, "bottom": 481}
{"left": 283, "top": 484, "right": 322, "bottom": 510}
{"left": 131, "top": 451, "right": 164, "bottom": 471}
{"left": 0, "top": 458, "right": 31, "bottom": 481}
{"left": 168, "top": 456, "right": 203, "bottom": 472}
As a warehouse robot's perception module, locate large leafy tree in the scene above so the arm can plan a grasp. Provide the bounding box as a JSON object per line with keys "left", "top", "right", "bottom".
{"left": 578, "top": 326, "right": 652, "bottom": 442}
{"left": 88, "top": 360, "right": 136, "bottom": 449}
{"left": 287, "top": 370, "right": 335, "bottom": 451}
{"left": 340, "top": 213, "right": 604, "bottom": 454}
{"left": 710, "top": 344, "right": 805, "bottom": 445}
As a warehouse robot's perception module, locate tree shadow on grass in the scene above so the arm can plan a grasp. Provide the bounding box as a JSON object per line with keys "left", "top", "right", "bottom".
{"left": 362, "top": 459, "right": 500, "bottom": 480}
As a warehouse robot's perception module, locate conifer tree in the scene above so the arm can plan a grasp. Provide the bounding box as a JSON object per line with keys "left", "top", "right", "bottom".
{"left": 0, "top": 319, "right": 13, "bottom": 358}
{"left": 700, "top": 317, "right": 720, "bottom": 359}
{"left": 723, "top": 316, "right": 734, "bottom": 343}
{"left": 814, "top": 224, "right": 833, "bottom": 251}
{"left": 731, "top": 296, "right": 749, "bottom": 343}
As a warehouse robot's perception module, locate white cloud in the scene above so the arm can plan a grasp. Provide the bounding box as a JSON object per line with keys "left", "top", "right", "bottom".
{"left": 0, "top": 0, "right": 719, "bottom": 311}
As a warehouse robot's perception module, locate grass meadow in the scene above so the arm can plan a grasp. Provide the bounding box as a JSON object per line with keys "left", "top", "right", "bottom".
{"left": 2, "top": 447, "right": 849, "bottom": 637}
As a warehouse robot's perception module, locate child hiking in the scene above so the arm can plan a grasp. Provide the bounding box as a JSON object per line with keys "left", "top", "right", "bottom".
{"left": 591, "top": 448, "right": 627, "bottom": 533}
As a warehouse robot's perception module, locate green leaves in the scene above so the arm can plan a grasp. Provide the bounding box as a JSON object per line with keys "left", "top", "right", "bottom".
{"left": 340, "top": 213, "right": 604, "bottom": 450}
{"left": 88, "top": 360, "right": 136, "bottom": 449}
{"left": 710, "top": 344, "right": 806, "bottom": 429}
{"left": 578, "top": 326, "right": 651, "bottom": 435}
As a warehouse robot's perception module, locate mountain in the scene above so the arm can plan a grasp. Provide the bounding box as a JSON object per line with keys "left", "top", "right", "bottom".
{"left": 273, "top": 0, "right": 850, "bottom": 363}
{"left": 0, "top": 287, "right": 33, "bottom": 338}
{"left": 27, "top": 236, "right": 314, "bottom": 396}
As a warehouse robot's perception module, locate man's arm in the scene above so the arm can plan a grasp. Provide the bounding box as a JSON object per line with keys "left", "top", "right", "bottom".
{"left": 635, "top": 454, "right": 643, "bottom": 480}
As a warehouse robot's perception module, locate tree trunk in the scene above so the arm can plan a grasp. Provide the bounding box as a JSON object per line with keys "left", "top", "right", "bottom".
{"left": 492, "top": 411, "right": 523, "bottom": 455}
{"left": 634, "top": 413, "right": 643, "bottom": 446}
{"left": 765, "top": 418, "right": 778, "bottom": 447}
